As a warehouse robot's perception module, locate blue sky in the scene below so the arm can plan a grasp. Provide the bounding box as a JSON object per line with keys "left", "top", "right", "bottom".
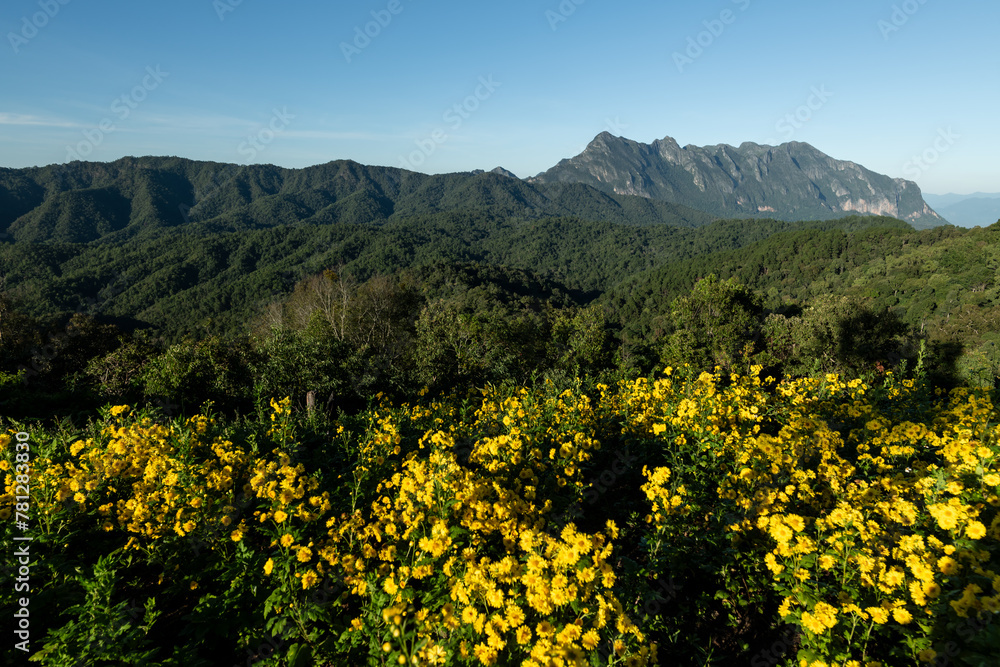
{"left": 2, "top": 0, "right": 997, "bottom": 194}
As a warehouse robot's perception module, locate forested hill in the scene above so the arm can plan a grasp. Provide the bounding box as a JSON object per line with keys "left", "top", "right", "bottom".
{"left": 0, "top": 207, "right": 908, "bottom": 341}
{"left": 0, "top": 157, "right": 715, "bottom": 244}
{"left": 602, "top": 221, "right": 1000, "bottom": 381}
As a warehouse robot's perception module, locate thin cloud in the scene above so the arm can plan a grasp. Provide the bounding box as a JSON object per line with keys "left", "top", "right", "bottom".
{"left": 282, "top": 130, "right": 402, "bottom": 142}
{"left": 0, "top": 113, "right": 81, "bottom": 128}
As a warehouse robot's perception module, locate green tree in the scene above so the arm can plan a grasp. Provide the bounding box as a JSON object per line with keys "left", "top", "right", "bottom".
{"left": 660, "top": 275, "right": 768, "bottom": 373}
{"left": 770, "top": 295, "right": 910, "bottom": 377}
{"left": 547, "top": 303, "right": 613, "bottom": 376}
{"left": 250, "top": 324, "right": 354, "bottom": 414}
{"left": 142, "top": 336, "right": 255, "bottom": 413}
{"left": 0, "top": 292, "right": 40, "bottom": 372}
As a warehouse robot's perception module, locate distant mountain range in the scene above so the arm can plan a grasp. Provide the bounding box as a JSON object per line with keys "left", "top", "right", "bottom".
{"left": 923, "top": 192, "right": 1000, "bottom": 228}
{"left": 0, "top": 133, "right": 952, "bottom": 246}
{"left": 531, "top": 133, "right": 945, "bottom": 229}
{"left": 0, "top": 157, "right": 714, "bottom": 244}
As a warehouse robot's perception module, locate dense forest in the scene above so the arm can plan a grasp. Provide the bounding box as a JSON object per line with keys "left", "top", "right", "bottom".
{"left": 2, "top": 205, "right": 998, "bottom": 419}
{"left": 2, "top": 163, "right": 1000, "bottom": 666}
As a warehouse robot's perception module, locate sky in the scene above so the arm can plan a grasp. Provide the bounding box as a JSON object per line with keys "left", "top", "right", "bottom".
{"left": 1, "top": 0, "right": 997, "bottom": 195}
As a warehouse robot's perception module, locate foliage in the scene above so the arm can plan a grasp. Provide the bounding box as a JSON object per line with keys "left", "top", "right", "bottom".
{"left": 4, "top": 368, "right": 1000, "bottom": 665}
{"left": 658, "top": 275, "right": 769, "bottom": 374}
{"left": 141, "top": 336, "right": 256, "bottom": 414}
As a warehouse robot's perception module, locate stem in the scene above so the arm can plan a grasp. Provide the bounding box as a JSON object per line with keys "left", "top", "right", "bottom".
{"left": 860, "top": 618, "right": 875, "bottom": 662}
{"left": 844, "top": 612, "right": 859, "bottom": 648}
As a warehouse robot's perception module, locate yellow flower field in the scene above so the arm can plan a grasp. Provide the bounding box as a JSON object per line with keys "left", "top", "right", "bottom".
{"left": 2, "top": 368, "right": 998, "bottom": 665}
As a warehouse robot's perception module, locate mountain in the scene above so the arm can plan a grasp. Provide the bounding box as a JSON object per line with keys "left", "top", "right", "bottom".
{"left": 470, "top": 167, "right": 519, "bottom": 179}
{"left": 532, "top": 133, "right": 946, "bottom": 229}
{"left": 0, "top": 157, "right": 715, "bottom": 244}
{"left": 923, "top": 192, "right": 1000, "bottom": 208}
{"left": 923, "top": 193, "right": 1000, "bottom": 228}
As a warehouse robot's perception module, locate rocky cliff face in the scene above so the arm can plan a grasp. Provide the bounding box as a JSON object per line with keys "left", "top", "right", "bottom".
{"left": 532, "top": 133, "right": 946, "bottom": 229}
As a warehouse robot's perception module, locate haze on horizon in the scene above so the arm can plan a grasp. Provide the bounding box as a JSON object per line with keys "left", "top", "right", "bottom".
{"left": 1, "top": 0, "right": 997, "bottom": 195}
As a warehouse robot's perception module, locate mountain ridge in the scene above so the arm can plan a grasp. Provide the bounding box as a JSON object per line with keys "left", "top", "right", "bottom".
{"left": 531, "top": 133, "right": 945, "bottom": 229}
{"left": 0, "top": 156, "right": 716, "bottom": 244}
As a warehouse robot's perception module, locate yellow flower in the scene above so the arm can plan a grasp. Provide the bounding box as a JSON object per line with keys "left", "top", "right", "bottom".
{"left": 273, "top": 510, "right": 288, "bottom": 523}
{"left": 785, "top": 515, "right": 805, "bottom": 532}
{"left": 110, "top": 405, "right": 130, "bottom": 417}
{"left": 918, "top": 648, "right": 938, "bottom": 663}
{"left": 929, "top": 504, "right": 960, "bottom": 531}
{"left": 965, "top": 521, "right": 986, "bottom": 540}
{"left": 264, "top": 559, "right": 274, "bottom": 575}
{"left": 866, "top": 607, "right": 889, "bottom": 624}
{"left": 505, "top": 604, "right": 525, "bottom": 627}
{"left": 462, "top": 606, "right": 478, "bottom": 625}
{"left": 892, "top": 607, "right": 912, "bottom": 625}
{"left": 280, "top": 534, "right": 295, "bottom": 548}
{"left": 776, "top": 598, "right": 793, "bottom": 618}
{"left": 770, "top": 522, "right": 793, "bottom": 545}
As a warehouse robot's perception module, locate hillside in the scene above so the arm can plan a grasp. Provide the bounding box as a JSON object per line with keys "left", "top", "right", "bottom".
{"left": 0, "top": 157, "right": 715, "bottom": 244}
{"left": 0, "top": 209, "right": 908, "bottom": 341}
{"left": 602, "top": 220, "right": 1000, "bottom": 382}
